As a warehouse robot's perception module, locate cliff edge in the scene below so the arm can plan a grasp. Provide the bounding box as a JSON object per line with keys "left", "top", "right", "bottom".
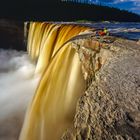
{"left": 62, "top": 36, "right": 140, "bottom": 140}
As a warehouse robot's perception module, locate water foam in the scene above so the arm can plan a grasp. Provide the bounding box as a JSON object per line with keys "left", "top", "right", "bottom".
{"left": 0, "top": 49, "right": 40, "bottom": 139}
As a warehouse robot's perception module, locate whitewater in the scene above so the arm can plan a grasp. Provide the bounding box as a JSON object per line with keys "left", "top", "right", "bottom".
{"left": 0, "top": 50, "right": 40, "bottom": 140}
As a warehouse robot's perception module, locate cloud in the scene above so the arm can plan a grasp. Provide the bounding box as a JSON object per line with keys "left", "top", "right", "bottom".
{"left": 94, "top": 0, "right": 140, "bottom": 4}
{"left": 93, "top": 0, "right": 140, "bottom": 14}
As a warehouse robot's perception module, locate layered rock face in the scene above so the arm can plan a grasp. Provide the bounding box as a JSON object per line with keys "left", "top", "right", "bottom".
{"left": 62, "top": 36, "right": 140, "bottom": 140}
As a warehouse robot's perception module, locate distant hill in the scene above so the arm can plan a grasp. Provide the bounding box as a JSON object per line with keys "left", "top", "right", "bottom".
{"left": 0, "top": 0, "right": 140, "bottom": 22}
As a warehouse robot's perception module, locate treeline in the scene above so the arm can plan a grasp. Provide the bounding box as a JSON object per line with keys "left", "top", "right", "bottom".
{"left": 71, "top": 1, "right": 140, "bottom": 22}
{"left": 61, "top": 0, "right": 92, "bottom": 4}
{"left": 0, "top": 0, "right": 140, "bottom": 22}
{"left": 57, "top": 1, "right": 140, "bottom": 22}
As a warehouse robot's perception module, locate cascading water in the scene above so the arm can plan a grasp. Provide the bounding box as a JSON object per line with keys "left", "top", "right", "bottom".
{"left": 1, "top": 21, "right": 140, "bottom": 140}
{"left": 20, "top": 22, "right": 91, "bottom": 140}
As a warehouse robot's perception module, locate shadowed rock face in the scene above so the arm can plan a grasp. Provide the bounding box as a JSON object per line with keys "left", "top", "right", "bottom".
{"left": 0, "top": 20, "right": 25, "bottom": 50}
{"left": 61, "top": 36, "right": 140, "bottom": 140}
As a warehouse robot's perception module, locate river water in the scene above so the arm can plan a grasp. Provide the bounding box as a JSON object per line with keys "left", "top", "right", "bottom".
{"left": 60, "top": 22, "right": 140, "bottom": 41}
{"left": 90, "top": 22, "right": 140, "bottom": 41}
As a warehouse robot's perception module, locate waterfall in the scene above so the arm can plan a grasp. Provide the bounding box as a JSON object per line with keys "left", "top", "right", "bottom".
{"left": 20, "top": 22, "right": 91, "bottom": 140}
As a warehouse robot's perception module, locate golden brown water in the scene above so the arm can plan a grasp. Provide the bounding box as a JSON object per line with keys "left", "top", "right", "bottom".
{"left": 20, "top": 22, "right": 90, "bottom": 140}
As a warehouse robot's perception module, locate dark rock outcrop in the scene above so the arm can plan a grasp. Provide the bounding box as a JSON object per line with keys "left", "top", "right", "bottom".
{"left": 0, "top": 20, "right": 25, "bottom": 50}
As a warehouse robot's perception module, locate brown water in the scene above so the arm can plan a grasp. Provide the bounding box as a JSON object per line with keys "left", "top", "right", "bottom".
{"left": 20, "top": 22, "right": 91, "bottom": 140}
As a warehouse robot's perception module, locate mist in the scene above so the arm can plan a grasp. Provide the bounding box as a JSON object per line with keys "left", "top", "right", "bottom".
{"left": 0, "top": 49, "right": 40, "bottom": 140}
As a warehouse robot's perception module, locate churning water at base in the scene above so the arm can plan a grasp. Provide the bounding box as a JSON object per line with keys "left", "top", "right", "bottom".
{"left": 0, "top": 49, "right": 40, "bottom": 140}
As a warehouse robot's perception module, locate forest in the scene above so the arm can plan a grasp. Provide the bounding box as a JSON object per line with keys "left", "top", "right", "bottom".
{"left": 0, "top": 0, "right": 140, "bottom": 21}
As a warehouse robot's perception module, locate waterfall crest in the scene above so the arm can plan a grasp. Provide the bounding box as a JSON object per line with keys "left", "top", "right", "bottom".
{"left": 20, "top": 22, "right": 91, "bottom": 140}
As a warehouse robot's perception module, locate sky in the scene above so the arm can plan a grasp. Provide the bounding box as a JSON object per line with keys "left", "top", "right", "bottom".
{"left": 90, "top": 0, "right": 140, "bottom": 15}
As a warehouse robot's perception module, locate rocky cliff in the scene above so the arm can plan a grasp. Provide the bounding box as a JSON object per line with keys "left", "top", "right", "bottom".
{"left": 62, "top": 36, "right": 140, "bottom": 140}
